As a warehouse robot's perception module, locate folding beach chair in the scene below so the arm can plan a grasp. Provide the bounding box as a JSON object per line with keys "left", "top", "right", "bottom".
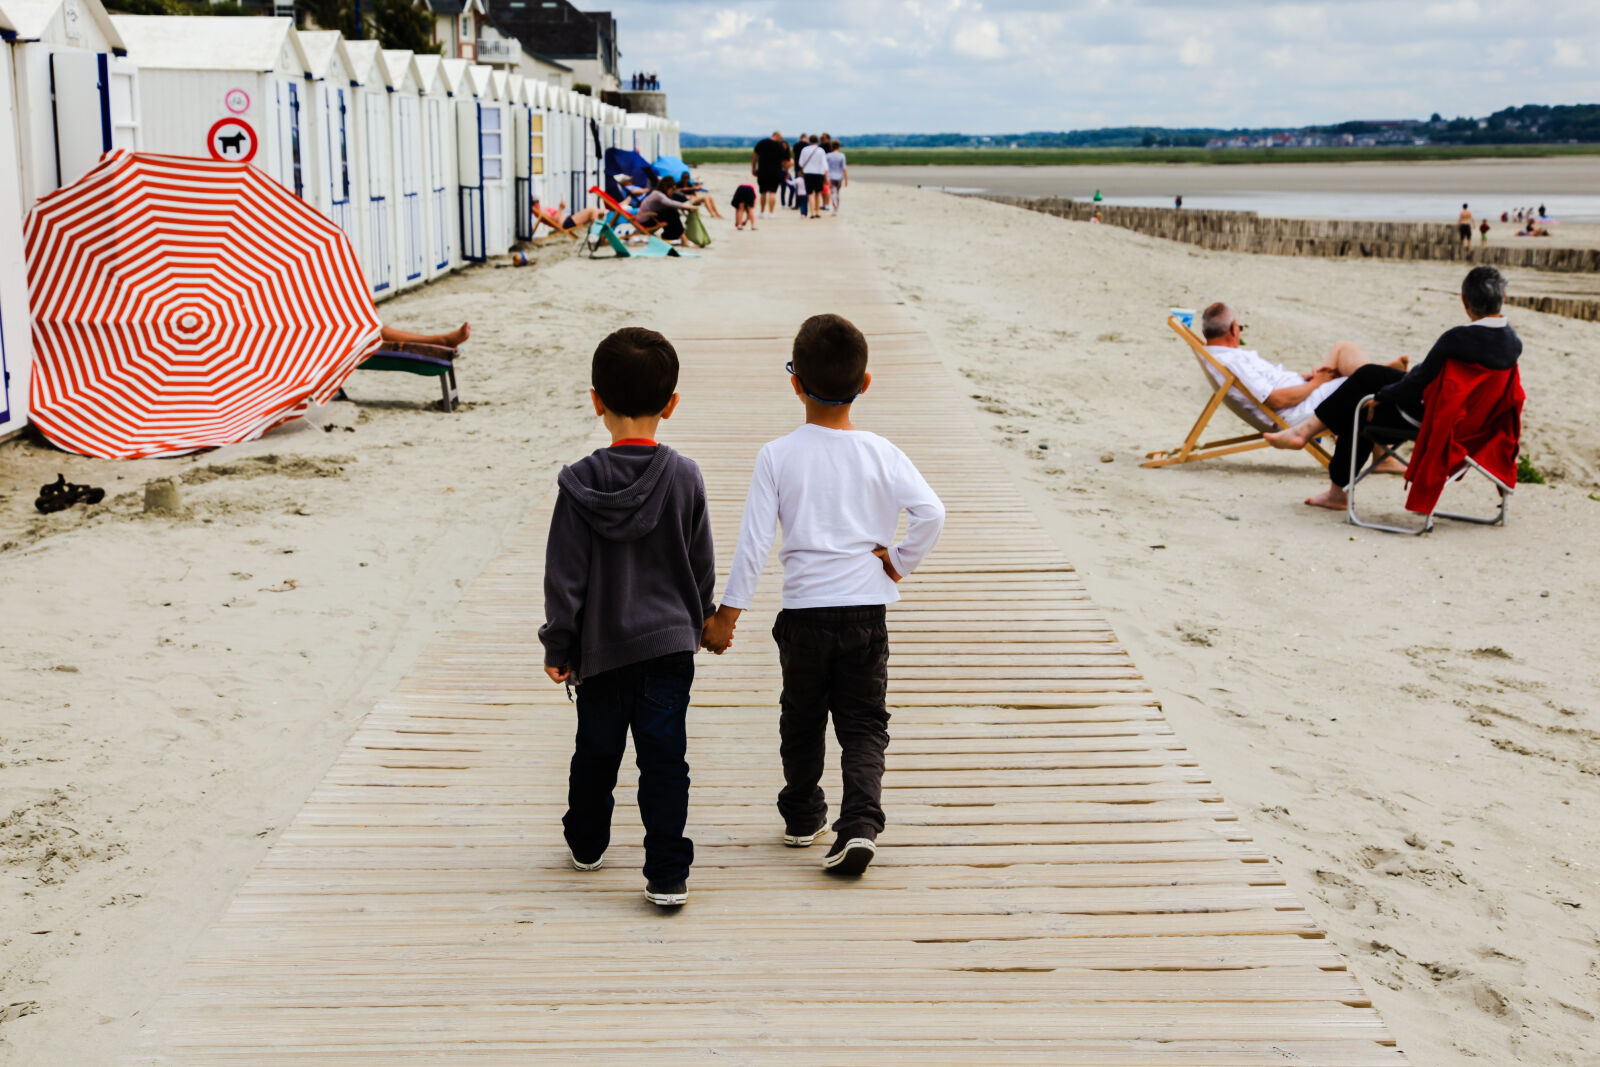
{"left": 585, "top": 185, "right": 662, "bottom": 255}
{"left": 354, "top": 342, "right": 460, "bottom": 412}
{"left": 1143, "top": 316, "right": 1333, "bottom": 468}
{"left": 589, "top": 221, "right": 689, "bottom": 259}
{"left": 1345, "top": 362, "right": 1523, "bottom": 535}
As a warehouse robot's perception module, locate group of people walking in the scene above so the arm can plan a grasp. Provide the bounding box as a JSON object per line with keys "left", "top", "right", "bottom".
{"left": 733, "top": 131, "right": 849, "bottom": 230}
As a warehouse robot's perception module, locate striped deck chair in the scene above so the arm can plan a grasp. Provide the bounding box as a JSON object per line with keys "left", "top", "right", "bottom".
{"left": 354, "top": 341, "right": 460, "bottom": 412}
{"left": 1143, "top": 316, "right": 1332, "bottom": 468}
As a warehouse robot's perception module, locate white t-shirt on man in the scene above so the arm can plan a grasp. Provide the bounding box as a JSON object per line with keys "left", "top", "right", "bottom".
{"left": 1204, "top": 345, "right": 1340, "bottom": 425}
{"left": 721, "top": 424, "right": 946, "bottom": 611}
{"left": 798, "top": 143, "right": 829, "bottom": 175}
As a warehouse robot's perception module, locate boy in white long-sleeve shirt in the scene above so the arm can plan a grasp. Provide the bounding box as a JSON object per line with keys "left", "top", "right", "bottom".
{"left": 701, "top": 314, "right": 945, "bottom": 875}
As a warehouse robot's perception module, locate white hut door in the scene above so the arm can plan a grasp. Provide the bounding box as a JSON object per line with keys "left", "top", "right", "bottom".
{"left": 397, "top": 95, "right": 423, "bottom": 282}
{"left": 277, "top": 80, "right": 305, "bottom": 197}
{"left": 426, "top": 99, "right": 450, "bottom": 269}
{"left": 323, "top": 86, "right": 355, "bottom": 245}
{"left": 455, "top": 100, "right": 484, "bottom": 262}
{"left": 364, "top": 93, "right": 392, "bottom": 291}
{"left": 50, "top": 50, "right": 112, "bottom": 187}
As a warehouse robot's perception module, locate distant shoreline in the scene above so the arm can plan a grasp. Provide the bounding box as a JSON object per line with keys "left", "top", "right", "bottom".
{"left": 683, "top": 144, "right": 1600, "bottom": 167}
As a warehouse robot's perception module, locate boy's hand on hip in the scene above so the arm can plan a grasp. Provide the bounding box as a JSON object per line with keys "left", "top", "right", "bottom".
{"left": 544, "top": 666, "right": 571, "bottom": 684}
{"left": 873, "top": 545, "right": 903, "bottom": 582}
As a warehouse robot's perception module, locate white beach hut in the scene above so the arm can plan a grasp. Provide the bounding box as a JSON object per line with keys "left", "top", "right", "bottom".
{"left": 8, "top": 0, "right": 137, "bottom": 206}
{"left": 489, "top": 68, "right": 519, "bottom": 250}
{"left": 112, "top": 17, "right": 309, "bottom": 200}
{"left": 296, "top": 30, "right": 358, "bottom": 254}
{"left": 456, "top": 62, "right": 509, "bottom": 259}
{"left": 0, "top": 6, "right": 34, "bottom": 437}
{"left": 380, "top": 48, "right": 426, "bottom": 290}
{"left": 522, "top": 78, "right": 549, "bottom": 213}
{"left": 506, "top": 71, "right": 535, "bottom": 241}
{"left": 414, "top": 52, "right": 459, "bottom": 280}
{"left": 344, "top": 38, "right": 395, "bottom": 298}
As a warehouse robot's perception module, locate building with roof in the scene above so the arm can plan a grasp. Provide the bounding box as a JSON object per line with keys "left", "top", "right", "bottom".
{"left": 485, "top": 0, "right": 616, "bottom": 93}
{"left": 475, "top": 20, "right": 572, "bottom": 89}
{"left": 422, "top": 0, "right": 484, "bottom": 61}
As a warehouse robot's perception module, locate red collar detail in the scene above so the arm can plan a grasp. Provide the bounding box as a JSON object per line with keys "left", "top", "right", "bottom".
{"left": 610, "top": 438, "right": 658, "bottom": 448}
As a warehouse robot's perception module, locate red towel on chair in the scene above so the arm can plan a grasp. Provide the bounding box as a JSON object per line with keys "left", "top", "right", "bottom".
{"left": 1404, "top": 362, "right": 1524, "bottom": 515}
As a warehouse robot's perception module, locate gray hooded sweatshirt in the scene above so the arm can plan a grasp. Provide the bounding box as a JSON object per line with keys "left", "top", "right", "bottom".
{"left": 539, "top": 443, "right": 715, "bottom": 683}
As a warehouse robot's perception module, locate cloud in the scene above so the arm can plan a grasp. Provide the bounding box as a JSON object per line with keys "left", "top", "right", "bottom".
{"left": 600, "top": 0, "right": 1600, "bottom": 135}
{"left": 952, "top": 19, "right": 1007, "bottom": 59}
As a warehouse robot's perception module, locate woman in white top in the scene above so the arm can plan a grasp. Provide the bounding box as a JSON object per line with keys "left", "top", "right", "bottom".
{"left": 825, "top": 141, "right": 847, "bottom": 214}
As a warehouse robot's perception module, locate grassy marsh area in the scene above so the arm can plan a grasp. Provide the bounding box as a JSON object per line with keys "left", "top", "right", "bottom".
{"left": 683, "top": 144, "right": 1600, "bottom": 167}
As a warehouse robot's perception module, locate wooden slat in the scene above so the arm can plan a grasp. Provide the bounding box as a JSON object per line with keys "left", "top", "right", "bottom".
{"left": 131, "top": 217, "right": 1403, "bottom": 1065}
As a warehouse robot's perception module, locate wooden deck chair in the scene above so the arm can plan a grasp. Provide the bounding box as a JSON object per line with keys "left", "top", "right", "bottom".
{"left": 354, "top": 342, "right": 460, "bottom": 412}
{"left": 1143, "top": 316, "right": 1333, "bottom": 468}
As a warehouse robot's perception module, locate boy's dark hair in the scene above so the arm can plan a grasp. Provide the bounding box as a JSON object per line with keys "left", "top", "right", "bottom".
{"left": 791, "top": 314, "right": 868, "bottom": 403}
{"left": 592, "top": 328, "right": 679, "bottom": 416}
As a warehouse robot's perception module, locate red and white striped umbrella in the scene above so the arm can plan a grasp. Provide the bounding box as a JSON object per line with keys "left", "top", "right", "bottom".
{"left": 24, "top": 150, "right": 381, "bottom": 459}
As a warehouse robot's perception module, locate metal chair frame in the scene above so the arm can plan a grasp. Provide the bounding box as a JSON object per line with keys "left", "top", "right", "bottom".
{"left": 1345, "top": 394, "right": 1512, "bottom": 535}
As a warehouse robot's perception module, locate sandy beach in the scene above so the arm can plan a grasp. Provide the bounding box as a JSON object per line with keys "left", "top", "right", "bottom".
{"left": 3, "top": 174, "right": 1597, "bottom": 1066}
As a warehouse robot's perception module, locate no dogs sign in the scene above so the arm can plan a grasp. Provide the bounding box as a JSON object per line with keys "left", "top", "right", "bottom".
{"left": 207, "top": 118, "right": 258, "bottom": 164}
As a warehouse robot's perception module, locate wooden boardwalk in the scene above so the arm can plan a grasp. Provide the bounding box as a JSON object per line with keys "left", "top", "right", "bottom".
{"left": 134, "top": 221, "right": 1405, "bottom": 1064}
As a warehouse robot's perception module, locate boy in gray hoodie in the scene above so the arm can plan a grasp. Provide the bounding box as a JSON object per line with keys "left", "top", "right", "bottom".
{"left": 539, "top": 328, "right": 715, "bottom": 908}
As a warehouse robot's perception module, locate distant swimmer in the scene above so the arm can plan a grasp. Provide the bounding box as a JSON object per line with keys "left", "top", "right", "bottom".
{"left": 1458, "top": 203, "right": 1473, "bottom": 249}
{"left": 1174, "top": 194, "right": 1183, "bottom": 210}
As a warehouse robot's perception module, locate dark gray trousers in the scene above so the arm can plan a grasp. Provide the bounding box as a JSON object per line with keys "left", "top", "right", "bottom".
{"left": 772, "top": 605, "right": 890, "bottom": 841}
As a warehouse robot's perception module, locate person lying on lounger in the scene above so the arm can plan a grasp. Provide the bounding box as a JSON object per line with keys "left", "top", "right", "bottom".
{"left": 532, "top": 200, "right": 605, "bottom": 238}
{"left": 381, "top": 322, "right": 469, "bottom": 348}
{"left": 1199, "top": 302, "right": 1408, "bottom": 455}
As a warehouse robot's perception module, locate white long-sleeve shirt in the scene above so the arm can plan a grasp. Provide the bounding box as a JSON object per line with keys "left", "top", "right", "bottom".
{"left": 721, "top": 425, "right": 945, "bottom": 610}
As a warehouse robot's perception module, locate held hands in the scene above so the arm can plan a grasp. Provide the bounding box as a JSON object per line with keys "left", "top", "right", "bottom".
{"left": 873, "top": 545, "right": 903, "bottom": 583}
{"left": 701, "top": 605, "right": 740, "bottom": 655}
{"left": 544, "top": 665, "right": 571, "bottom": 684}
{"left": 1305, "top": 367, "right": 1338, "bottom": 385}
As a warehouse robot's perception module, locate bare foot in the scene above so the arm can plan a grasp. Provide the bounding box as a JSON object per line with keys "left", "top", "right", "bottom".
{"left": 1264, "top": 428, "right": 1308, "bottom": 450}
{"left": 1388, "top": 355, "right": 1410, "bottom": 371}
{"left": 1372, "top": 455, "right": 1407, "bottom": 475}
{"left": 443, "top": 323, "right": 471, "bottom": 347}
{"left": 1304, "top": 485, "right": 1349, "bottom": 510}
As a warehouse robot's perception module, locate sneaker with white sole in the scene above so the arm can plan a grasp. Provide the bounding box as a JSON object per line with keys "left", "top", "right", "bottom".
{"left": 823, "top": 836, "right": 877, "bottom": 875}
{"left": 644, "top": 880, "right": 688, "bottom": 907}
{"left": 782, "top": 819, "right": 832, "bottom": 848}
{"left": 569, "top": 851, "right": 604, "bottom": 871}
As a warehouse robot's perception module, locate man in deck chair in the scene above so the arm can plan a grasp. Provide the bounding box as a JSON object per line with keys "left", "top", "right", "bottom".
{"left": 1200, "top": 302, "right": 1408, "bottom": 468}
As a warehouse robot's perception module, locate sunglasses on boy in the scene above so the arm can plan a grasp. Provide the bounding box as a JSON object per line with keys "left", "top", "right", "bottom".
{"left": 786, "top": 360, "right": 860, "bottom": 406}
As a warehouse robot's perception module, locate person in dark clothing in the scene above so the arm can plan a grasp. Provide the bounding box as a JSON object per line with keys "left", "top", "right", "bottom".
{"left": 750, "top": 131, "right": 790, "bottom": 216}
{"left": 635, "top": 176, "right": 688, "bottom": 243}
{"left": 1266, "top": 266, "right": 1521, "bottom": 510}
{"left": 540, "top": 327, "right": 716, "bottom": 908}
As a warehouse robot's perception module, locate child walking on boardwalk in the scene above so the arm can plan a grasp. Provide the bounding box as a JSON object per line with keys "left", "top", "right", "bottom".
{"left": 539, "top": 328, "right": 716, "bottom": 908}
{"left": 701, "top": 314, "right": 945, "bottom": 875}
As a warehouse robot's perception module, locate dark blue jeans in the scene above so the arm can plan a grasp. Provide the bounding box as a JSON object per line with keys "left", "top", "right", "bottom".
{"left": 564, "top": 652, "right": 694, "bottom": 884}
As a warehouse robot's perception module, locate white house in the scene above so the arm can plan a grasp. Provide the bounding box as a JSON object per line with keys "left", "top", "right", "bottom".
{"left": 423, "top": 0, "right": 483, "bottom": 62}
{"left": 295, "top": 29, "right": 359, "bottom": 255}
{"left": 0, "top": 3, "right": 34, "bottom": 437}
{"left": 112, "top": 16, "right": 309, "bottom": 201}
{"left": 8, "top": 0, "right": 137, "bottom": 206}
{"left": 455, "top": 61, "right": 510, "bottom": 260}
{"left": 380, "top": 48, "right": 426, "bottom": 291}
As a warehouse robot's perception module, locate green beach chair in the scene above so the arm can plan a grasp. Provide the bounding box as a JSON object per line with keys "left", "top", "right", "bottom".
{"left": 590, "top": 221, "right": 697, "bottom": 259}
{"left": 354, "top": 342, "right": 460, "bottom": 412}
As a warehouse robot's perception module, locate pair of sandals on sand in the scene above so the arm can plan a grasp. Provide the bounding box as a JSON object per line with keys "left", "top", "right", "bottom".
{"left": 35, "top": 474, "right": 105, "bottom": 514}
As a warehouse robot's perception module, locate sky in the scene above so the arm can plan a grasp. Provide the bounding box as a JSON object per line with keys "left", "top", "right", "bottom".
{"left": 598, "top": 0, "right": 1600, "bottom": 136}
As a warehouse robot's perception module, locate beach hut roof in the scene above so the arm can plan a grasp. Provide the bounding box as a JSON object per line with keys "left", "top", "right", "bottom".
{"left": 6, "top": 0, "right": 125, "bottom": 51}
{"left": 296, "top": 29, "right": 349, "bottom": 81}
{"left": 343, "top": 38, "right": 382, "bottom": 86}
{"left": 378, "top": 48, "right": 416, "bottom": 90}
{"left": 489, "top": 69, "right": 508, "bottom": 101}
{"left": 464, "top": 63, "right": 492, "bottom": 98}
{"left": 413, "top": 52, "right": 444, "bottom": 93}
{"left": 0, "top": 4, "right": 15, "bottom": 36}
{"left": 439, "top": 57, "right": 469, "bottom": 95}
{"left": 111, "top": 15, "right": 305, "bottom": 73}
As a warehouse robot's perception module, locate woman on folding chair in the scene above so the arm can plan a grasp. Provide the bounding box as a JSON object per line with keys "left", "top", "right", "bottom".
{"left": 1265, "top": 267, "right": 1522, "bottom": 511}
